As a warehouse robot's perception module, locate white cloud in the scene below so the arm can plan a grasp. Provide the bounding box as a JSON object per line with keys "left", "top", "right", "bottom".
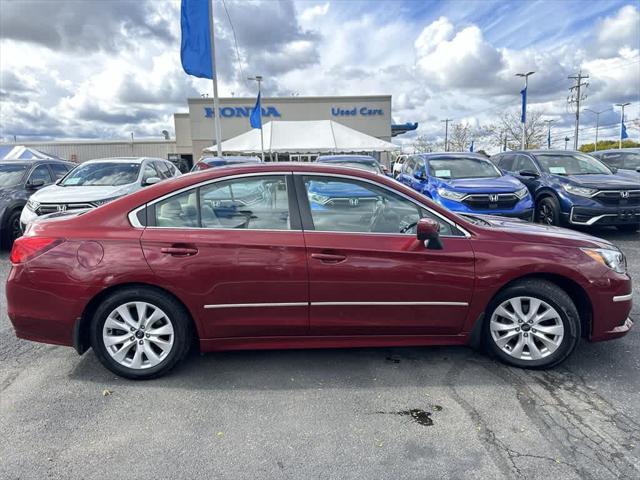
{"left": 300, "top": 2, "right": 330, "bottom": 23}
{"left": 594, "top": 5, "right": 640, "bottom": 58}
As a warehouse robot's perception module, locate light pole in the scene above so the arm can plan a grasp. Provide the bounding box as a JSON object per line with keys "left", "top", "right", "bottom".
{"left": 248, "top": 75, "right": 265, "bottom": 161}
{"left": 441, "top": 119, "right": 452, "bottom": 152}
{"left": 584, "top": 108, "right": 610, "bottom": 152}
{"left": 515, "top": 71, "right": 535, "bottom": 150}
{"left": 615, "top": 102, "right": 631, "bottom": 149}
{"left": 564, "top": 136, "right": 570, "bottom": 150}
{"left": 544, "top": 120, "right": 555, "bottom": 149}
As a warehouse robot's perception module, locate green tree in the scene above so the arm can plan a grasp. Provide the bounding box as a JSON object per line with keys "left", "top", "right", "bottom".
{"left": 579, "top": 139, "right": 640, "bottom": 153}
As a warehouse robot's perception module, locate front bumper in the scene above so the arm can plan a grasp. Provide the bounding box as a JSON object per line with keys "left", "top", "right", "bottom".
{"left": 568, "top": 206, "right": 640, "bottom": 226}
{"left": 589, "top": 271, "right": 634, "bottom": 341}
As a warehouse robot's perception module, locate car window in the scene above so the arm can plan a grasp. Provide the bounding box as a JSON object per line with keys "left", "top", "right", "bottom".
{"left": 427, "top": 157, "right": 501, "bottom": 179}
{"left": 142, "top": 163, "right": 160, "bottom": 183}
{"left": 154, "top": 175, "right": 290, "bottom": 230}
{"left": 536, "top": 153, "right": 611, "bottom": 175}
{"left": 512, "top": 155, "right": 537, "bottom": 172}
{"left": 403, "top": 157, "right": 416, "bottom": 176}
{"left": 61, "top": 162, "right": 141, "bottom": 186}
{"left": 302, "top": 175, "right": 458, "bottom": 236}
{"left": 29, "top": 164, "right": 53, "bottom": 185}
{"left": 0, "top": 164, "right": 28, "bottom": 187}
{"left": 49, "top": 163, "right": 70, "bottom": 179}
{"left": 414, "top": 160, "right": 426, "bottom": 178}
{"left": 166, "top": 162, "right": 177, "bottom": 176}
{"left": 621, "top": 152, "right": 640, "bottom": 169}
{"left": 497, "top": 154, "right": 515, "bottom": 171}
{"left": 151, "top": 161, "right": 168, "bottom": 179}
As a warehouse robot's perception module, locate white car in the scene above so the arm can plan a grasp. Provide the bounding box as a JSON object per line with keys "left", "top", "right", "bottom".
{"left": 392, "top": 154, "right": 407, "bottom": 177}
{"left": 21, "top": 157, "right": 180, "bottom": 229}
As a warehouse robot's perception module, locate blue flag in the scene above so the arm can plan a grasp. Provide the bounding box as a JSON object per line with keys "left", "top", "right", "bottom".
{"left": 547, "top": 127, "right": 551, "bottom": 149}
{"left": 469, "top": 140, "right": 474, "bottom": 152}
{"left": 250, "top": 92, "right": 262, "bottom": 129}
{"left": 621, "top": 120, "right": 629, "bottom": 140}
{"left": 520, "top": 87, "right": 527, "bottom": 123}
{"left": 181, "top": 0, "right": 214, "bottom": 79}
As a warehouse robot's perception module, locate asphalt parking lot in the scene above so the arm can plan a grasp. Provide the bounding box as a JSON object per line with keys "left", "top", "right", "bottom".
{"left": 0, "top": 228, "right": 638, "bottom": 480}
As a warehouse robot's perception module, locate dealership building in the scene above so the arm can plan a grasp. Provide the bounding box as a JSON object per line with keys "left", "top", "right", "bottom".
{"left": 4, "top": 95, "right": 415, "bottom": 170}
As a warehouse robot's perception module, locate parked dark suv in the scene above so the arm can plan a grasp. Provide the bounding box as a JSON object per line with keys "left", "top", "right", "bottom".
{"left": 0, "top": 159, "right": 75, "bottom": 248}
{"left": 492, "top": 150, "right": 640, "bottom": 232}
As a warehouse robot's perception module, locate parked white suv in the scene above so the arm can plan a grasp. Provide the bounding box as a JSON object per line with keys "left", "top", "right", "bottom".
{"left": 20, "top": 157, "right": 180, "bottom": 229}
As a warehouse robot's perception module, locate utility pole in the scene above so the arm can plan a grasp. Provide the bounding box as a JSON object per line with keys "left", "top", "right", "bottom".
{"left": 615, "top": 102, "right": 631, "bottom": 149}
{"left": 544, "top": 120, "right": 555, "bottom": 149}
{"left": 441, "top": 119, "right": 452, "bottom": 152}
{"left": 515, "top": 71, "right": 535, "bottom": 150}
{"left": 567, "top": 71, "right": 589, "bottom": 150}
{"left": 584, "top": 108, "right": 610, "bottom": 152}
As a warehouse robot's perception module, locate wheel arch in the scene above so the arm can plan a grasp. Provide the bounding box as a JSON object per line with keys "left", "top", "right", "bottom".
{"left": 469, "top": 272, "right": 592, "bottom": 348}
{"left": 74, "top": 282, "right": 200, "bottom": 355}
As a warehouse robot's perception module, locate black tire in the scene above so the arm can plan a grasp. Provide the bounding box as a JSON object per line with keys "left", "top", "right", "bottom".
{"left": 90, "top": 287, "right": 193, "bottom": 379}
{"left": 535, "top": 196, "right": 561, "bottom": 226}
{"left": 483, "top": 279, "right": 580, "bottom": 369}
{"left": 616, "top": 224, "right": 639, "bottom": 233}
{"left": 1, "top": 209, "right": 22, "bottom": 250}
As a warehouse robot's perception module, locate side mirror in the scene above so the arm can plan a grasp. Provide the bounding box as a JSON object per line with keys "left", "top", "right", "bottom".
{"left": 414, "top": 172, "right": 426, "bottom": 181}
{"left": 143, "top": 176, "right": 162, "bottom": 186}
{"left": 519, "top": 170, "right": 539, "bottom": 178}
{"left": 417, "top": 218, "right": 443, "bottom": 250}
{"left": 610, "top": 166, "right": 618, "bottom": 173}
{"left": 27, "top": 179, "right": 45, "bottom": 189}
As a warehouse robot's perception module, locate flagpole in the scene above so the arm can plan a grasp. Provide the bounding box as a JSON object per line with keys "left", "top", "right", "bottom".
{"left": 258, "top": 77, "right": 264, "bottom": 162}
{"left": 616, "top": 102, "right": 630, "bottom": 149}
{"left": 209, "top": 0, "right": 223, "bottom": 156}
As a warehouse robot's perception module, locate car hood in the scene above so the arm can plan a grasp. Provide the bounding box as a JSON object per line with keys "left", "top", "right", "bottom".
{"left": 30, "top": 183, "right": 136, "bottom": 203}
{"left": 558, "top": 174, "right": 640, "bottom": 190}
{"left": 438, "top": 175, "right": 524, "bottom": 193}
{"left": 470, "top": 214, "right": 613, "bottom": 249}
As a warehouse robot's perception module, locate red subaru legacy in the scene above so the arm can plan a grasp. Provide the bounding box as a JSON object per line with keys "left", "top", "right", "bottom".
{"left": 6, "top": 163, "right": 633, "bottom": 379}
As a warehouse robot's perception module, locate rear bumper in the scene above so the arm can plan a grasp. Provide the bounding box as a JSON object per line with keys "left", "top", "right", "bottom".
{"left": 569, "top": 206, "right": 640, "bottom": 226}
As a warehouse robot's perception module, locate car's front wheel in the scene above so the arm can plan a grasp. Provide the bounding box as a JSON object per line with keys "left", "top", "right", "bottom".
{"left": 90, "top": 287, "right": 192, "bottom": 379}
{"left": 484, "top": 279, "right": 580, "bottom": 369}
{"left": 535, "top": 196, "right": 561, "bottom": 226}
{"left": 1, "top": 209, "right": 22, "bottom": 249}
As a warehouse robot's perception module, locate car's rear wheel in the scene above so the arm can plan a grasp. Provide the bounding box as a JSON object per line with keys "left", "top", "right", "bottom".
{"left": 535, "top": 196, "right": 561, "bottom": 226}
{"left": 90, "top": 287, "right": 192, "bottom": 379}
{"left": 483, "top": 279, "right": 580, "bottom": 369}
{"left": 616, "top": 223, "right": 639, "bottom": 233}
{"left": 1, "top": 209, "right": 22, "bottom": 249}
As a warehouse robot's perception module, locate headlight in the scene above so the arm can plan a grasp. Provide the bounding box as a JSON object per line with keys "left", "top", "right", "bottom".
{"left": 437, "top": 188, "right": 466, "bottom": 201}
{"left": 26, "top": 199, "right": 40, "bottom": 211}
{"left": 563, "top": 184, "right": 597, "bottom": 197}
{"left": 92, "top": 196, "right": 120, "bottom": 207}
{"left": 514, "top": 187, "right": 529, "bottom": 199}
{"left": 581, "top": 247, "right": 626, "bottom": 274}
{"left": 309, "top": 193, "right": 331, "bottom": 205}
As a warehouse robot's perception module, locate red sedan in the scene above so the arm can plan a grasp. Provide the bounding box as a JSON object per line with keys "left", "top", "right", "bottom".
{"left": 6, "top": 163, "right": 633, "bottom": 379}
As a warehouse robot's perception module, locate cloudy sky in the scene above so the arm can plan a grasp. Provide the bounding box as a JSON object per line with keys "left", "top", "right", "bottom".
{"left": 0, "top": 0, "right": 638, "bottom": 149}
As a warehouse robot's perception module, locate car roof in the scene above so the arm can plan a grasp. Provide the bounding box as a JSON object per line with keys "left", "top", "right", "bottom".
{"left": 415, "top": 152, "right": 493, "bottom": 161}
{"left": 0, "top": 159, "right": 74, "bottom": 166}
{"left": 316, "top": 155, "right": 378, "bottom": 163}
{"left": 201, "top": 156, "right": 261, "bottom": 163}
{"left": 591, "top": 148, "right": 640, "bottom": 154}
{"left": 81, "top": 157, "right": 166, "bottom": 165}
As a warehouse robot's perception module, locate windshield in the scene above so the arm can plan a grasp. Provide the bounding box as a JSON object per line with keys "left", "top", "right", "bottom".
{"left": 536, "top": 153, "right": 611, "bottom": 175}
{"left": 326, "top": 161, "right": 381, "bottom": 173}
{"left": 622, "top": 152, "right": 640, "bottom": 169}
{"left": 427, "top": 158, "right": 501, "bottom": 179}
{"left": 61, "top": 162, "right": 141, "bottom": 186}
{"left": 0, "top": 164, "right": 28, "bottom": 187}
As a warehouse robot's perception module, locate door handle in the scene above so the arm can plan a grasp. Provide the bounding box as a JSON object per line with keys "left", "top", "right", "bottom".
{"left": 311, "top": 252, "right": 346, "bottom": 263}
{"left": 160, "top": 246, "right": 198, "bottom": 256}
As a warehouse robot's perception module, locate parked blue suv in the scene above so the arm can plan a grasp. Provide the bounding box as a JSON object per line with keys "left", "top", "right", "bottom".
{"left": 492, "top": 150, "right": 640, "bottom": 232}
{"left": 397, "top": 153, "right": 534, "bottom": 220}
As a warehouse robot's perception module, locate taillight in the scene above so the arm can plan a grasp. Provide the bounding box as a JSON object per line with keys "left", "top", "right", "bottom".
{"left": 9, "top": 237, "right": 63, "bottom": 264}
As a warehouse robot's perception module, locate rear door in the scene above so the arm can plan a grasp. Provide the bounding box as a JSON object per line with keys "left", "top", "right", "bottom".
{"left": 140, "top": 173, "right": 309, "bottom": 339}
{"left": 296, "top": 173, "right": 474, "bottom": 337}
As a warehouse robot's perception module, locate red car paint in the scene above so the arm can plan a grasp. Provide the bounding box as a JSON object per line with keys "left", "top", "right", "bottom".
{"left": 6, "top": 163, "right": 633, "bottom": 354}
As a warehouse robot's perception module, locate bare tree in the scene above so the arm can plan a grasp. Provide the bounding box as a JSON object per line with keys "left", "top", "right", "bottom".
{"left": 412, "top": 135, "right": 443, "bottom": 153}
{"left": 448, "top": 123, "right": 475, "bottom": 152}
{"left": 481, "top": 110, "right": 547, "bottom": 150}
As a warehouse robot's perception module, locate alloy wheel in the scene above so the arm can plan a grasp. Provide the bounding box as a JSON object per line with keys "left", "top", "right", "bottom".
{"left": 490, "top": 296, "right": 564, "bottom": 361}
{"left": 537, "top": 204, "right": 554, "bottom": 225}
{"left": 102, "top": 301, "right": 175, "bottom": 370}
{"left": 10, "top": 215, "right": 21, "bottom": 241}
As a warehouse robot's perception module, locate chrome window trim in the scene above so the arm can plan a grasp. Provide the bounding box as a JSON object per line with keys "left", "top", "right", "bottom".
{"left": 127, "top": 170, "right": 472, "bottom": 238}
{"left": 294, "top": 171, "right": 471, "bottom": 238}
{"left": 612, "top": 293, "right": 633, "bottom": 303}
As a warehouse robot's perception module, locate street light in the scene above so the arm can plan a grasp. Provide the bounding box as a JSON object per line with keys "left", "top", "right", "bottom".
{"left": 615, "top": 102, "right": 631, "bottom": 149}
{"left": 515, "top": 71, "right": 535, "bottom": 150}
{"left": 564, "top": 136, "right": 570, "bottom": 150}
{"left": 248, "top": 75, "right": 265, "bottom": 161}
{"left": 584, "top": 108, "right": 610, "bottom": 152}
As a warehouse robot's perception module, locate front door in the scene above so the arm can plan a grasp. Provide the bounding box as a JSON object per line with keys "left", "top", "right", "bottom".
{"left": 140, "top": 174, "right": 308, "bottom": 339}
{"left": 296, "top": 174, "right": 474, "bottom": 336}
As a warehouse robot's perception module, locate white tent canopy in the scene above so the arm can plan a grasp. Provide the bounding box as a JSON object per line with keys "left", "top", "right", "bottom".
{"left": 205, "top": 120, "right": 400, "bottom": 154}
{"left": 0, "top": 145, "right": 61, "bottom": 160}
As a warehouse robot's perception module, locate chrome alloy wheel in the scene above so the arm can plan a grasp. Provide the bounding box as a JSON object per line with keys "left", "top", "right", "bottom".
{"left": 102, "top": 302, "right": 175, "bottom": 370}
{"left": 490, "top": 296, "right": 564, "bottom": 361}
